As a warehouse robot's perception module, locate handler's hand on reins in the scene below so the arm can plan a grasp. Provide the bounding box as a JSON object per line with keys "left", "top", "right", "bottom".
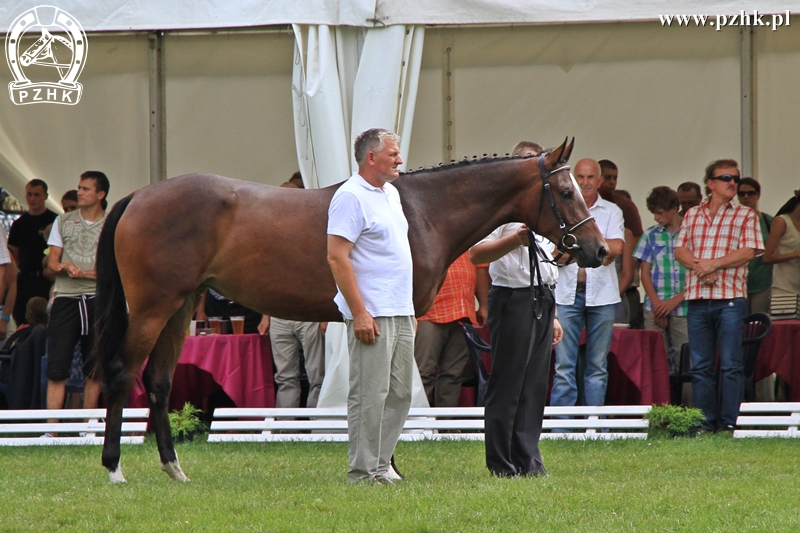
{"left": 514, "top": 225, "right": 530, "bottom": 247}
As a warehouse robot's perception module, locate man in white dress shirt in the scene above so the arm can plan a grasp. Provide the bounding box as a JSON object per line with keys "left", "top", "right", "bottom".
{"left": 469, "top": 141, "right": 563, "bottom": 477}
{"left": 551, "top": 158, "right": 624, "bottom": 411}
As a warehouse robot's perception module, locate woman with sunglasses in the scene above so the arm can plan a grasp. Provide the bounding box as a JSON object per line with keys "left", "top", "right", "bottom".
{"left": 762, "top": 190, "right": 800, "bottom": 300}
{"left": 737, "top": 178, "right": 774, "bottom": 315}
{"left": 737, "top": 178, "right": 777, "bottom": 402}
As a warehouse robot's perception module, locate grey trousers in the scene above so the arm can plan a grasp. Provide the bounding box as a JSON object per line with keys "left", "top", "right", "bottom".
{"left": 346, "top": 316, "right": 414, "bottom": 482}
{"left": 643, "top": 310, "right": 688, "bottom": 375}
{"left": 414, "top": 320, "right": 468, "bottom": 407}
{"left": 644, "top": 310, "right": 692, "bottom": 406}
{"left": 748, "top": 288, "right": 771, "bottom": 315}
{"left": 270, "top": 318, "right": 325, "bottom": 408}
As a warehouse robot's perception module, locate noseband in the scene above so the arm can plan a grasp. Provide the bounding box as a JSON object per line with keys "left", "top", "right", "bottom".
{"left": 537, "top": 155, "right": 595, "bottom": 253}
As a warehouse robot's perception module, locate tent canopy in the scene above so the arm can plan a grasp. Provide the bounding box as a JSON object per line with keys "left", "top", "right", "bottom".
{"left": 2, "top": 1, "right": 798, "bottom": 31}
{"left": 1, "top": 2, "right": 798, "bottom": 216}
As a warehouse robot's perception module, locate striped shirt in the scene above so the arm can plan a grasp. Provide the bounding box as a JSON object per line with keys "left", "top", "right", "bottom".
{"left": 419, "top": 253, "right": 487, "bottom": 325}
{"left": 675, "top": 199, "right": 764, "bottom": 300}
{"left": 633, "top": 224, "right": 687, "bottom": 316}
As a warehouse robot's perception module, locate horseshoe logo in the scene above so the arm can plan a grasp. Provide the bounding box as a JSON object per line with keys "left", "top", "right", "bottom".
{"left": 6, "top": 5, "right": 87, "bottom": 105}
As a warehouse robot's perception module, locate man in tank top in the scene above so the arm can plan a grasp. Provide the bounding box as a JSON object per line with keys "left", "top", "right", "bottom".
{"left": 45, "top": 171, "right": 109, "bottom": 418}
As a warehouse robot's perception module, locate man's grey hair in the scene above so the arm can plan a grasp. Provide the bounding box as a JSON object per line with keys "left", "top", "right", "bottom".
{"left": 354, "top": 128, "right": 401, "bottom": 165}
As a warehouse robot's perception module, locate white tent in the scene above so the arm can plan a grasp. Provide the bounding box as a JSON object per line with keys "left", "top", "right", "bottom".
{"left": 1, "top": 1, "right": 799, "bottom": 213}
{"left": 2, "top": 1, "right": 797, "bottom": 30}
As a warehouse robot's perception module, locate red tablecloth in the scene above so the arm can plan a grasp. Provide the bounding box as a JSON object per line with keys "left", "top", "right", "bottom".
{"left": 459, "top": 326, "right": 670, "bottom": 406}
{"left": 756, "top": 320, "right": 800, "bottom": 401}
{"left": 603, "top": 327, "right": 671, "bottom": 405}
{"left": 129, "top": 334, "right": 275, "bottom": 409}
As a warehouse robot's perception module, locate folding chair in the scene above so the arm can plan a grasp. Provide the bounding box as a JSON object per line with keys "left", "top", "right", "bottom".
{"left": 741, "top": 312, "right": 772, "bottom": 402}
{"left": 460, "top": 323, "right": 491, "bottom": 407}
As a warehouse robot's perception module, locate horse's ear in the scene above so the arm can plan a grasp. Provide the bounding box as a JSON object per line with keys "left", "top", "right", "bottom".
{"left": 563, "top": 137, "right": 575, "bottom": 162}
{"left": 544, "top": 137, "right": 569, "bottom": 170}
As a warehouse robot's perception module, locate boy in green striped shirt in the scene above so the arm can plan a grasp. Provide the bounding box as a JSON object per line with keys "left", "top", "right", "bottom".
{"left": 633, "top": 187, "right": 687, "bottom": 378}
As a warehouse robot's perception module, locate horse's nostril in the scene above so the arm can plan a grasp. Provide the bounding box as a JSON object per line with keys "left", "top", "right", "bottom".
{"left": 597, "top": 246, "right": 608, "bottom": 261}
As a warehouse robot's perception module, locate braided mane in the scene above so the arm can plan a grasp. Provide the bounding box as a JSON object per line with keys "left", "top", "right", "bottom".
{"left": 401, "top": 154, "right": 536, "bottom": 176}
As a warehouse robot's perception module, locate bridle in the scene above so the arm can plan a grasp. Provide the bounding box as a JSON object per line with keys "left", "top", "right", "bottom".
{"left": 537, "top": 155, "right": 595, "bottom": 254}
{"left": 525, "top": 153, "right": 596, "bottom": 319}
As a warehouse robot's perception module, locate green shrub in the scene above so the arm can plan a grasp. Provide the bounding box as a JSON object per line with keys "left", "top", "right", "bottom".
{"left": 645, "top": 404, "right": 705, "bottom": 438}
{"left": 168, "top": 402, "right": 207, "bottom": 441}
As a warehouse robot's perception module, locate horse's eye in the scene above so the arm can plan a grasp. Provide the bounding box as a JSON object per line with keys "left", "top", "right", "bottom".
{"left": 560, "top": 189, "right": 574, "bottom": 200}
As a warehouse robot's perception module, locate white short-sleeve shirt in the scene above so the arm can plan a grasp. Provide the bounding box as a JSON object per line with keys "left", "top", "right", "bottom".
{"left": 46, "top": 214, "right": 99, "bottom": 249}
{"left": 555, "top": 197, "right": 625, "bottom": 307}
{"left": 0, "top": 228, "right": 10, "bottom": 265}
{"left": 327, "top": 173, "right": 414, "bottom": 320}
{"left": 475, "top": 223, "right": 558, "bottom": 288}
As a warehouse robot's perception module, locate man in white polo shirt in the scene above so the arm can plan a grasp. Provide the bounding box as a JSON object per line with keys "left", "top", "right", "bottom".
{"left": 327, "top": 128, "right": 414, "bottom": 485}
{"left": 551, "top": 158, "right": 624, "bottom": 411}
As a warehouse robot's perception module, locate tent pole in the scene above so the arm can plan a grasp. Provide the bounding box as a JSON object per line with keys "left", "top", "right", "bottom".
{"left": 740, "top": 26, "right": 756, "bottom": 178}
{"left": 149, "top": 31, "right": 167, "bottom": 183}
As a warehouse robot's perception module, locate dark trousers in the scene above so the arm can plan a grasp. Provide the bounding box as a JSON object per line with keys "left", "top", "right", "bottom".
{"left": 484, "top": 285, "right": 554, "bottom": 477}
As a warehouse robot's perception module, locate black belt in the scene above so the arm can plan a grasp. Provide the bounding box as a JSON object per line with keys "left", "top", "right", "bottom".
{"left": 503, "top": 285, "right": 555, "bottom": 291}
{"left": 576, "top": 281, "right": 586, "bottom": 293}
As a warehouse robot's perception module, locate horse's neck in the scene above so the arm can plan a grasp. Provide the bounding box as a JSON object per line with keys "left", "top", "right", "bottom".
{"left": 401, "top": 161, "right": 531, "bottom": 268}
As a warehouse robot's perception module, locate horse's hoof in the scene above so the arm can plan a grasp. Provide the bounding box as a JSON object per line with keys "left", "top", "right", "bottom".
{"left": 161, "top": 460, "right": 190, "bottom": 482}
{"left": 108, "top": 468, "right": 127, "bottom": 484}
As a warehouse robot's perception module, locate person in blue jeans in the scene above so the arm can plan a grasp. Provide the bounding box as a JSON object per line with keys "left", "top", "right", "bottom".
{"left": 675, "top": 159, "right": 763, "bottom": 432}
{"left": 551, "top": 158, "right": 625, "bottom": 412}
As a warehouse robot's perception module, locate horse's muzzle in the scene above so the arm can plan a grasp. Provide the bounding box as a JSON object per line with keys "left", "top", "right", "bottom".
{"left": 595, "top": 245, "right": 609, "bottom": 264}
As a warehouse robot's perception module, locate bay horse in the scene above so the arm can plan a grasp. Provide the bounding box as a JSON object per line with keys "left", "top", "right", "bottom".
{"left": 95, "top": 138, "right": 607, "bottom": 483}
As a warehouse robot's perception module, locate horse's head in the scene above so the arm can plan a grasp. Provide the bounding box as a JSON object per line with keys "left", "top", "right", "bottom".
{"left": 519, "top": 138, "right": 608, "bottom": 268}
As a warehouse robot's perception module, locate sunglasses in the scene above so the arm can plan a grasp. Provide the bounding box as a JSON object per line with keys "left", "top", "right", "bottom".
{"left": 710, "top": 174, "right": 740, "bottom": 183}
{"left": 737, "top": 190, "right": 758, "bottom": 198}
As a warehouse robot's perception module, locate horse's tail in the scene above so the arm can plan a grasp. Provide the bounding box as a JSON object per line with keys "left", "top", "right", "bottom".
{"left": 94, "top": 194, "right": 133, "bottom": 392}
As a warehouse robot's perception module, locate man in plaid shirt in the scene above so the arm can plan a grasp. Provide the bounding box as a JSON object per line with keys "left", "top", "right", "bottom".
{"left": 634, "top": 186, "right": 687, "bottom": 376}
{"left": 675, "top": 159, "right": 764, "bottom": 433}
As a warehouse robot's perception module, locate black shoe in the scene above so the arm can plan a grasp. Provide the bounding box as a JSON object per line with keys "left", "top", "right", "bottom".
{"left": 390, "top": 455, "right": 404, "bottom": 480}
{"left": 520, "top": 467, "right": 548, "bottom": 478}
{"left": 490, "top": 470, "right": 519, "bottom": 478}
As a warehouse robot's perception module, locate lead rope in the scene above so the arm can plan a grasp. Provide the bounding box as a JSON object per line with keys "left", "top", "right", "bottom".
{"left": 528, "top": 228, "right": 546, "bottom": 320}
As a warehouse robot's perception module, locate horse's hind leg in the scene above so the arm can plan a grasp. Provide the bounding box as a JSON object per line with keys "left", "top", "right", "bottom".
{"left": 143, "top": 296, "right": 199, "bottom": 482}
{"left": 102, "top": 318, "right": 165, "bottom": 483}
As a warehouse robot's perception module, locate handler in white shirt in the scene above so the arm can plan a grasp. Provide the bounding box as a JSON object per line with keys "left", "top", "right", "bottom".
{"left": 551, "top": 158, "right": 624, "bottom": 411}
{"left": 470, "top": 222, "right": 563, "bottom": 477}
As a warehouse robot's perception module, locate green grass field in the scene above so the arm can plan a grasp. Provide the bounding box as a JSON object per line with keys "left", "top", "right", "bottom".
{"left": 1, "top": 436, "right": 798, "bottom": 532}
